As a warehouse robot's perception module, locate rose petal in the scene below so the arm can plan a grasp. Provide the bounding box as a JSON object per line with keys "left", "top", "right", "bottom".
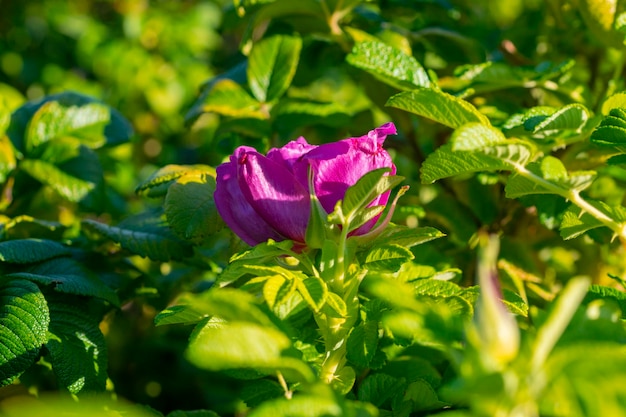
{"left": 215, "top": 148, "right": 286, "bottom": 245}
{"left": 266, "top": 137, "right": 316, "bottom": 187}
{"left": 238, "top": 151, "right": 311, "bottom": 243}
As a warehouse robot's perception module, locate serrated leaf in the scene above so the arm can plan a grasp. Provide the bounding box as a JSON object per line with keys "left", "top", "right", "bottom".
{"left": 25, "top": 101, "right": 109, "bottom": 151}
{"left": 357, "top": 373, "right": 406, "bottom": 407}
{"left": 0, "top": 239, "right": 71, "bottom": 263}
{"left": 6, "top": 257, "right": 119, "bottom": 305}
{"left": 373, "top": 226, "right": 445, "bottom": 248}
{"left": 413, "top": 278, "right": 462, "bottom": 297}
{"left": 46, "top": 297, "right": 107, "bottom": 394}
{"left": 346, "top": 321, "right": 379, "bottom": 368}
{"left": 505, "top": 162, "right": 596, "bottom": 198}
{"left": 197, "top": 79, "right": 266, "bottom": 119}
{"left": 591, "top": 107, "right": 626, "bottom": 147}
{"left": 263, "top": 275, "right": 296, "bottom": 310}
{"left": 450, "top": 122, "right": 507, "bottom": 151}
{"left": 296, "top": 276, "right": 327, "bottom": 312}
{"left": 0, "top": 279, "right": 49, "bottom": 386}
{"left": 165, "top": 173, "right": 222, "bottom": 243}
{"left": 347, "top": 41, "right": 430, "bottom": 90}
{"left": 82, "top": 218, "right": 193, "bottom": 262}
{"left": 387, "top": 87, "right": 490, "bottom": 129}
{"left": 527, "top": 104, "right": 589, "bottom": 136}
{"left": 21, "top": 158, "right": 96, "bottom": 202}
{"left": 248, "top": 35, "right": 302, "bottom": 103}
{"left": 559, "top": 202, "right": 626, "bottom": 240}
{"left": 136, "top": 164, "right": 216, "bottom": 198}
{"left": 363, "top": 243, "right": 414, "bottom": 272}
{"left": 154, "top": 304, "right": 207, "bottom": 326}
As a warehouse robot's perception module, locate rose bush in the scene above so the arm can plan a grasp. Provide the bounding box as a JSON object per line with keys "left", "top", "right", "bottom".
{"left": 214, "top": 122, "right": 397, "bottom": 246}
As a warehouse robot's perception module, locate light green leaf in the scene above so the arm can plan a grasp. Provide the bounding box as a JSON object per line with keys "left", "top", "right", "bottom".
{"left": 21, "top": 158, "right": 96, "bottom": 202}
{"left": 197, "top": 79, "right": 266, "bottom": 119}
{"left": 346, "top": 321, "right": 379, "bottom": 368}
{"left": 372, "top": 226, "right": 445, "bottom": 248}
{"left": 387, "top": 87, "right": 490, "bottom": 129}
{"left": 505, "top": 162, "right": 596, "bottom": 198}
{"left": 0, "top": 279, "right": 49, "bottom": 386}
{"left": 346, "top": 40, "right": 430, "bottom": 90}
{"left": 248, "top": 35, "right": 302, "bottom": 103}
{"left": 82, "top": 217, "right": 193, "bottom": 262}
{"left": 0, "top": 135, "right": 16, "bottom": 184}
{"left": 323, "top": 292, "right": 348, "bottom": 318}
{"left": 25, "top": 101, "right": 109, "bottom": 151}
{"left": 6, "top": 256, "right": 119, "bottom": 305}
{"left": 154, "top": 304, "right": 207, "bottom": 326}
{"left": 247, "top": 393, "right": 343, "bottom": 417}
{"left": 135, "top": 164, "right": 215, "bottom": 198}
{"left": 296, "top": 276, "right": 327, "bottom": 312}
{"left": 263, "top": 275, "right": 296, "bottom": 310}
{"left": 46, "top": 297, "right": 107, "bottom": 394}
{"left": 189, "top": 288, "right": 276, "bottom": 327}
{"left": 164, "top": 172, "right": 222, "bottom": 243}
{"left": 526, "top": 103, "right": 590, "bottom": 136}
{"left": 413, "top": 278, "right": 462, "bottom": 297}
{"left": 363, "top": 243, "right": 414, "bottom": 272}
{"left": 558, "top": 202, "right": 626, "bottom": 240}
{"left": 601, "top": 92, "right": 626, "bottom": 115}
{"left": 0, "top": 239, "right": 71, "bottom": 263}
{"left": 450, "top": 122, "right": 507, "bottom": 151}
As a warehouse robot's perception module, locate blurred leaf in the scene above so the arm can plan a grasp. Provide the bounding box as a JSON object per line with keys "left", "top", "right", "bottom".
{"left": 82, "top": 217, "right": 193, "bottom": 262}
{"left": 346, "top": 321, "right": 379, "bottom": 368}
{"left": 0, "top": 135, "right": 16, "bottom": 184}
{"left": 347, "top": 41, "right": 430, "bottom": 90}
{"left": 154, "top": 304, "right": 207, "bottom": 327}
{"left": 136, "top": 164, "right": 216, "bottom": 198}
{"left": 372, "top": 226, "right": 445, "bottom": 248}
{"left": 246, "top": 392, "right": 343, "bottom": 417}
{"left": 20, "top": 158, "right": 96, "bottom": 202}
{"left": 6, "top": 256, "right": 119, "bottom": 305}
{"left": 193, "top": 79, "right": 266, "bottom": 119}
{"left": 363, "top": 243, "right": 414, "bottom": 272}
{"left": 164, "top": 172, "right": 222, "bottom": 244}
{"left": 46, "top": 296, "right": 107, "bottom": 394}
{"left": 0, "top": 279, "right": 49, "bottom": 386}
{"left": 0, "top": 216, "right": 66, "bottom": 241}
{"left": 559, "top": 202, "right": 626, "bottom": 239}
{"left": 387, "top": 87, "right": 490, "bottom": 129}
{"left": 25, "top": 101, "right": 109, "bottom": 151}
{"left": 357, "top": 373, "right": 405, "bottom": 407}
{"left": 167, "top": 411, "right": 220, "bottom": 417}
{"left": 584, "top": 285, "right": 626, "bottom": 315}
{"left": 0, "top": 239, "right": 71, "bottom": 263}
{"left": 248, "top": 35, "right": 302, "bottom": 103}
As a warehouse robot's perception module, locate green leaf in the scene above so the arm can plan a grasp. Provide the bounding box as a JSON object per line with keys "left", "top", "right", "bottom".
{"left": 372, "top": 226, "right": 445, "bottom": 248}
{"left": 584, "top": 285, "right": 626, "bottom": 315}
{"left": 263, "top": 275, "right": 296, "bottom": 310}
{"left": 363, "top": 243, "right": 414, "bottom": 272}
{"left": 396, "top": 378, "right": 444, "bottom": 413}
{"left": 346, "top": 41, "right": 430, "bottom": 90}
{"left": 413, "top": 278, "right": 462, "bottom": 297}
{"left": 82, "top": 217, "right": 193, "bottom": 262}
{"left": 323, "top": 292, "right": 348, "bottom": 318}
{"left": 195, "top": 79, "right": 266, "bottom": 119}
{"left": 0, "top": 279, "right": 49, "bottom": 386}
{"left": 0, "top": 215, "right": 66, "bottom": 241}
{"left": 559, "top": 202, "right": 626, "bottom": 240}
{"left": 346, "top": 321, "right": 379, "bottom": 368}
{"left": 525, "top": 104, "right": 590, "bottom": 137}
{"left": 296, "top": 276, "right": 327, "bottom": 312}
{"left": 135, "top": 164, "right": 216, "bottom": 198}
{"left": 6, "top": 257, "right": 119, "bottom": 305}
{"left": 154, "top": 304, "right": 207, "bottom": 326}
{"left": 20, "top": 158, "right": 96, "bottom": 202}
{"left": 387, "top": 87, "right": 490, "bottom": 129}
{"left": 246, "top": 393, "right": 343, "bottom": 417}
{"left": 505, "top": 163, "right": 596, "bottom": 198}
{"left": 450, "top": 122, "right": 508, "bottom": 151}
{"left": 0, "top": 135, "right": 16, "bottom": 184}
{"left": 357, "top": 373, "right": 406, "bottom": 407}
{"left": 247, "top": 35, "right": 302, "bottom": 103}
{"left": 164, "top": 172, "right": 222, "bottom": 243}
{"left": 590, "top": 107, "right": 626, "bottom": 147}
{"left": 25, "top": 101, "right": 109, "bottom": 151}
{"left": 189, "top": 288, "right": 276, "bottom": 327}
{"left": 0, "top": 239, "right": 71, "bottom": 263}
{"left": 46, "top": 297, "right": 107, "bottom": 394}
{"left": 240, "top": 379, "right": 284, "bottom": 408}
{"left": 167, "top": 411, "right": 220, "bottom": 417}
{"left": 601, "top": 92, "right": 626, "bottom": 115}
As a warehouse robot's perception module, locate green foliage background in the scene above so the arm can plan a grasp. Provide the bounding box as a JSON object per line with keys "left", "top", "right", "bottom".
{"left": 2, "top": 0, "right": 626, "bottom": 416}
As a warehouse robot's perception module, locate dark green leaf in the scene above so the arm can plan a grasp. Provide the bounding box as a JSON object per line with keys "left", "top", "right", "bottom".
{"left": 164, "top": 173, "right": 222, "bottom": 243}
{"left": 46, "top": 297, "right": 107, "bottom": 394}
{"left": 0, "top": 239, "right": 71, "bottom": 263}
{"left": 0, "top": 135, "right": 16, "bottom": 184}
{"left": 346, "top": 321, "right": 379, "bottom": 368}
{"left": 82, "top": 217, "right": 193, "bottom": 262}
{"left": 6, "top": 256, "right": 119, "bottom": 305}
{"left": 0, "top": 279, "right": 49, "bottom": 386}
{"left": 20, "top": 158, "right": 96, "bottom": 202}
{"left": 154, "top": 304, "right": 207, "bottom": 327}
{"left": 357, "top": 373, "right": 406, "bottom": 407}
{"left": 347, "top": 41, "right": 430, "bottom": 90}
{"left": 247, "top": 35, "right": 302, "bottom": 103}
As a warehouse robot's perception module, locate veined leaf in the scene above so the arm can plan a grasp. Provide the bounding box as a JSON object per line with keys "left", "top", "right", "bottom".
{"left": 505, "top": 161, "right": 596, "bottom": 198}
{"left": 0, "top": 279, "right": 49, "bottom": 386}
{"left": 164, "top": 172, "right": 222, "bottom": 243}
{"left": 25, "top": 101, "right": 109, "bottom": 151}
{"left": 82, "top": 217, "right": 193, "bottom": 262}
{"left": 590, "top": 107, "right": 626, "bottom": 147}
{"left": 247, "top": 35, "right": 302, "bottom": 103}
{"left": 6, "top": 256, "right": 119, "bottom": 305}
{"left": 413, "top": 278, "right": 462, "bottom": 298}
{"left": 526, "top": 103, "right": 590, "bottom": 136}
{"left": 189, "top": 288, "right": 276, "bottom": 327}
{"left": 372, "top": 226, "right": 445, "bottom": 248}
{"left": 247, "top": 393, "right": 343, "bottom": 417}
{"left": 387, "top": 87, "right": 490, "bottom": 129}
{"left": 296, "top": 276, "right": 327, "bottom": 312}
{"left": 346, "top": 321, "right": 379, "bottom": 368}
{"left": 363, "top": 243, "right": 414, "bottom": 272}
{"left": 559, "top": 202, "right": 626, "bottom": 240}
{"left": 21, "top": 158, "right": 96, "bottom": 202}
{"left": 46, "top": 297, "right": 107, "bottom": 394}
{"left": 154, "top": 304, "right": 207, "bottom": 326}
{"left": 358, "top": 373, "right": 405, "bottom": 407}
{"left": 263, "top": 275, "right": 296, "bottom": 310}
{"left": 451, "top": 122, "right": 508, "bottom": 151}
{"left": 197, "top": 79, "right": 266, "bottom": 119}
{"left": 135, "top": 164, "right": 216, "bottom": 198}
{"left": 347, "top": 40, "right": 430, "bottom": 90}
{"left": 0, "top": 238, "right": 71, "bottom": 263}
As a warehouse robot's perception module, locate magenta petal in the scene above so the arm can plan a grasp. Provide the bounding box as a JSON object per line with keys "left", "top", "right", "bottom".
{"left": 266, "top": 137, "right": 316, "bottom": 187}
{"left": 305, "top": 123, "right": 396, "bottom": 215}
{"left": 215, "top": 149, "right": 285, "bottom": 245}
{"left": 238, "top": 151, "right": 311, "bottom": 243}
